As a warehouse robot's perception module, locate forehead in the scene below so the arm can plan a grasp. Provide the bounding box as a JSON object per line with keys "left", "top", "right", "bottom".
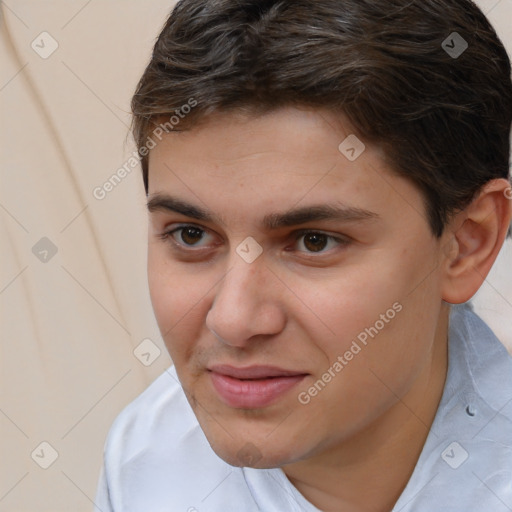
{"left": 146, "top": 107, "right": 425, "bottom": 228}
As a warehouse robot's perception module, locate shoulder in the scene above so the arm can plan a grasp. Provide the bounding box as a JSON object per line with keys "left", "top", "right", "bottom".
{"left": 449, "top": 302, "right": 512, "bottom": 419}
{"left": 392, "top": 304, "right": 512, "bottom": 512}
{"left": 103, "top": 365, "right": 196, "bottom": 464}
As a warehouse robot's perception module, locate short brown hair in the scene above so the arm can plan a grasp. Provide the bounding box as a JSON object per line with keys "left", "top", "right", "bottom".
{"left": 131, "top": 0, "right": 512, "bottom": 236}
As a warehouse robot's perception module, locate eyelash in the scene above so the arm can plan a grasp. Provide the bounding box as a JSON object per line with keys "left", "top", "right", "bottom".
{"left": 157, "top": 224, "right": 349, "bottom": 256}
{"left": 157, "top": 225, "right": 214, "bottom": 250}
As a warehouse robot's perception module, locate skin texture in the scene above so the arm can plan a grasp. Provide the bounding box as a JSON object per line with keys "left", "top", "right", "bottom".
{"left": 146, "top": 106, "right": 511, "bottom": 512}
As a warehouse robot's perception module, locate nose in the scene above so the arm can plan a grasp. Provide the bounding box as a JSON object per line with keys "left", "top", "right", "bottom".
{"left": 205, "top": 255, "right": 286, "bottom": 347}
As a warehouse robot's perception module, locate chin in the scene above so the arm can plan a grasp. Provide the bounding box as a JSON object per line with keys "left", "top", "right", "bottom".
{"left": 207, "top": 433, "right": 303, "bottom": 469}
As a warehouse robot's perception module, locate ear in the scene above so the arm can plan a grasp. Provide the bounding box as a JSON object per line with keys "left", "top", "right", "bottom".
{"left": 441, "top": 178, "right": 512, "bottom": 304}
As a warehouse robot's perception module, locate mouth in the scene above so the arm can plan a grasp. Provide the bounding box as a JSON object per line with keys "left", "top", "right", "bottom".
{"left": 207, "top": 364, "right": 309, "bottom": 408}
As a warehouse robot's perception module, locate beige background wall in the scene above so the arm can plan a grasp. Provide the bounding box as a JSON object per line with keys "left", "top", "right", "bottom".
{"left": 0, "top": 1, "right": 511, "bottom": 510}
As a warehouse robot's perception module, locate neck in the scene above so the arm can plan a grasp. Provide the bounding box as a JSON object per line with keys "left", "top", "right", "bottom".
{"left": 282, "top": 304, "right": 450, "bottom": 512}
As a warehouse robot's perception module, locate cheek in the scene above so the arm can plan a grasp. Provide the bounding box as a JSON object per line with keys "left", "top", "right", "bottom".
{"left": 292, "top": 268, "right": 442, "bottom": 439}
{"left": 147, "top": 247, "right": 208, "bottom": 347}
{"left": 290, "top": 264, "right": 402, "bottom": 351}
{"left": 147, "top": 246, "right": 174, "bottom": 330}
{"left": 292, "top": 246, "right": 440, "bottom": 366}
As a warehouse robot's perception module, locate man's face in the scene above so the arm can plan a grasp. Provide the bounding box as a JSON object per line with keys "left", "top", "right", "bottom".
{"left": 147, "top": 107, "right": 448, "bottom": 469}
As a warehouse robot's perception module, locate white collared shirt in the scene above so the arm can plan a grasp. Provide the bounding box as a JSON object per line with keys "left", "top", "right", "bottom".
{"left": 95, "top": 303, "right": 512, "bottom": 511}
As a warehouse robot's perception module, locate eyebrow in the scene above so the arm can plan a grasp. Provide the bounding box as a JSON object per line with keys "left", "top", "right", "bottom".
{"left": 146, "top": 194, "right": 379, "bottom": 230}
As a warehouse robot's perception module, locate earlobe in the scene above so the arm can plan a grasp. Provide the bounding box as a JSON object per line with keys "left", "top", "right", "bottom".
{"left": 441, "top": 178, "right": 512, "bottom": 304}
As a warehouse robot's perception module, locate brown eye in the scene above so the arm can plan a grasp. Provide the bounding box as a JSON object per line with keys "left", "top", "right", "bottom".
{"left": 180, "top": 226, "right": 204, "bottom": 245}
{"left": 158, "top": 225, "right": 214, "bottom": 249}
{"left": 294, "top": 230, "right": 348, "bottom": 255}
{"left": 303, "top": 233, "right": 328, "bottom": 252}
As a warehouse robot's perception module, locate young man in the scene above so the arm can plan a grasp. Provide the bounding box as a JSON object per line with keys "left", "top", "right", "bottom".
{"left": 96, "top": 1, "right": 512, "bottom": 510}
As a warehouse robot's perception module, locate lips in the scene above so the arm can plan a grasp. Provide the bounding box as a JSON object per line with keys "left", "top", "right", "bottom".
{"left": 208, "top": 364, "right": 306, "bottom": 379}
{"left": 208, "top": 364, "right": 308, "bottom": 408}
